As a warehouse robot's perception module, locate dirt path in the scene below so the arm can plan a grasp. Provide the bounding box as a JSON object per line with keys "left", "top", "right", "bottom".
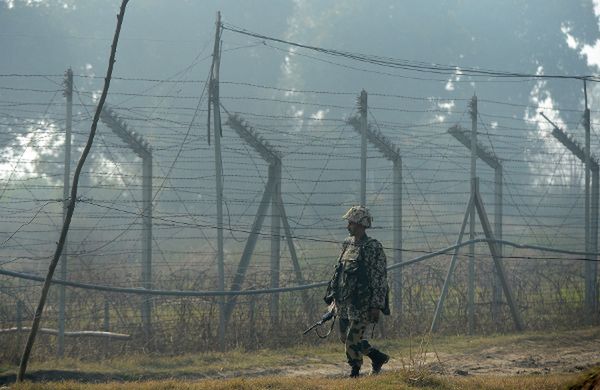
{"left": 277, "top": 327, "right": 600, "bottom": 378}
{"left": 426, "top": 332, "right": 600, "bottom": 376}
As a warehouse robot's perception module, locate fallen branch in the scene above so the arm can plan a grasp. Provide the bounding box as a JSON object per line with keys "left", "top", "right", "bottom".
{"left": 1, "top": 327, "right": 130, "bottom": 340}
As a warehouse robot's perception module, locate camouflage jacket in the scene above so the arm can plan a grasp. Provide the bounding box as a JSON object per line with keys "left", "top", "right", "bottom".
{"left": 331, "top": 235, "right": 389, "bottom": 320}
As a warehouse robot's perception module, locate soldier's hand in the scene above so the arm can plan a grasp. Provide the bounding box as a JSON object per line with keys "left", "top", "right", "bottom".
{"left": 368, "top": 308, "right": 380, "bottom": 323}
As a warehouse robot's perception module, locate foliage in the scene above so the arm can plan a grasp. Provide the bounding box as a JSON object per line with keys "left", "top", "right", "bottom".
{"left": 0, "top": 249, "right": 595, "bottom": 361}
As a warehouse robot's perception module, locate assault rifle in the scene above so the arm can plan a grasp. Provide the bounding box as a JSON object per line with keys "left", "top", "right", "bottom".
{"left": 303, "top": 304, "right": 336, "bottom": 337}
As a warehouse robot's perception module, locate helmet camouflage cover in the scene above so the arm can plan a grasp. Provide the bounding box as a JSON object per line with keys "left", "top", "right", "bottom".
{"left": 342, "top": 205, "right": 372, "bottom": 228}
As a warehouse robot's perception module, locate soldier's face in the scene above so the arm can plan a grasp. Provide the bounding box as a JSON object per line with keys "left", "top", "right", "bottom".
{"left": 347, "top": 221, "right": 363, "bottom": 236}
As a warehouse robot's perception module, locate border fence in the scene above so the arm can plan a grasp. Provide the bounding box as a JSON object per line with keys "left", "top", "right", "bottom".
{"left": 1, "top": 15, "right": 599, "bottom": 359}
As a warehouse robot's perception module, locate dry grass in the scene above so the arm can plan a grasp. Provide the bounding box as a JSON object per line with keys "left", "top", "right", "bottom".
{"left": 2, "top": 254, "right": 590, "bottom": 360}
{"left": 3, "top": 327, "right": 600, "bottom": 389}
{"left": 565, "top": 366, "right": 600, "bottom": 389}
{"left": 8, "top": 370, "right": 579, "bottom": 390}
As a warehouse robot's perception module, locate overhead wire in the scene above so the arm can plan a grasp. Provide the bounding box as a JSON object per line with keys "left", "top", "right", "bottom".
{"left": 221, "top": 23, "right": 600, "bottom": 82}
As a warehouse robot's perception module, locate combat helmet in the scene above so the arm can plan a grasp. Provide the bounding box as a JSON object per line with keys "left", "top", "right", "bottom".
{"left": 342, "top": 205, "right": 372, "bottom": 228}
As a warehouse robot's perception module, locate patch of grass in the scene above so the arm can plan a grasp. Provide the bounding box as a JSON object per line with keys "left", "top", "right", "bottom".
{"left": 3, "top": 327, "right": 599, "bottom": 388}
{"left": 9, "top": 370, "right": 579, "bottom": 390}
{"left": 0, "top": 345, "right": 345, "bottom": 384}
{"left": 450, "top": 373, "right": 580, "bottom": 390}
{"left": 383, "top": 325, "right": 600, "bottom": 355}
{"left": 565, "top": 366, "right": 600, "bottom": 389}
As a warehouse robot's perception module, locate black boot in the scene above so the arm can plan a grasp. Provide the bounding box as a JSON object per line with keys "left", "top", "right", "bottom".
{"left": 367, "top": 349, "right": 389, "bottom": 374}
{"left": 349, "top": 365, "right": 361, "bottom": 378}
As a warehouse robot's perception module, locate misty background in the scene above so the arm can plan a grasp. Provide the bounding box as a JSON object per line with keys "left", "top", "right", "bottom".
{"left": 0, "top": 0, "right": 599, "bottom": 298}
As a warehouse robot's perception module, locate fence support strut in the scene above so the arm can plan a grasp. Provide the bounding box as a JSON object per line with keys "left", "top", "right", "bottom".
{"left": 448, "top": 124, "right": 504, "bottom": 325}
{"left": 347, "top": 114, "right": 403, "bottom": 318}
{"left": 541, "top": 111, "right": 599, "bottom": 322}
{"left": 100, "top": 106, "right": 153, "bottom": 341}
{"left": 432, "top": 97, "right": 522, "bottom": 333}
{"left": 222, "top": 112, "right": 310, "bottom": 325}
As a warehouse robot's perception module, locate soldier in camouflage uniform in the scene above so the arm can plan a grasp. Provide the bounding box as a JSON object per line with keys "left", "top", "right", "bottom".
{"left": 325, "top": 205, "right": 390, "bottom": 377}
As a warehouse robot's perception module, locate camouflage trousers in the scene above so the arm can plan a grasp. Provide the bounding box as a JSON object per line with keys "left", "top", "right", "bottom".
{"left": 338, "top": 317, "right": 373, "bottom": 367}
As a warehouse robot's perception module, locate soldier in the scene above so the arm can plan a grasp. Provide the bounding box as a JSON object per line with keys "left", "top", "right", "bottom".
{"left": 325, "top": 205, "right": 390, "bottom": 377}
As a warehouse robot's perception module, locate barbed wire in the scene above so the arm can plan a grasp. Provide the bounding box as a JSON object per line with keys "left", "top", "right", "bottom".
{"left": 222, "top": 23, "right": 600, "bottom": 82}
{"left": 0, "top": 56, "right": 598, "bottom": 303}
{"left": 1, "top": 238, "right": 598, "bottom": 298}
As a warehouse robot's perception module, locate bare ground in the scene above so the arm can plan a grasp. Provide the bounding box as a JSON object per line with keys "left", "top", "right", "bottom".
{"left": 423, "top": 329, "right": 600, "bottom": 377}
{"left": 266, "top": 326, "right": 600, "bottom": 378}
